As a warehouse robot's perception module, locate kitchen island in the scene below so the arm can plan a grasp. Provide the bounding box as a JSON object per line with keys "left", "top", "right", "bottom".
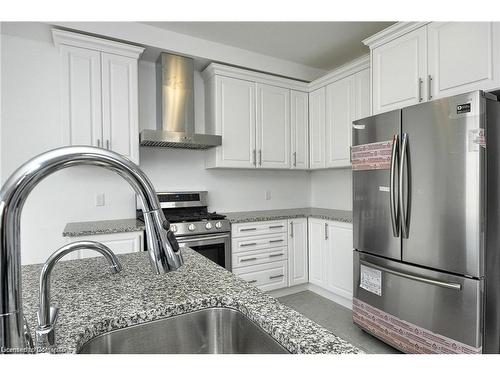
{"left": 21, "top": 248, "right": 361, "bottom": 354}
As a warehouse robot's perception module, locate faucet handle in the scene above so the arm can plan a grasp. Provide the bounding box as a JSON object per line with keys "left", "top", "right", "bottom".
{"left": 36, "top": 305, "right": 59, "bottom": 349}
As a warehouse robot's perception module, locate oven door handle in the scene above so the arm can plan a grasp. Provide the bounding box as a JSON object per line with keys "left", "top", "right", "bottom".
{"left": 176, "top": 234, "right": 230, "bottom": 243}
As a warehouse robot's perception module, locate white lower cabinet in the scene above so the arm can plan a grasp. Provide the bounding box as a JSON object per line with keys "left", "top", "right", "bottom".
{"left": 233, "top": 261, "right": 288, "bottom": 292}
{"left": 288, "top": 218, "right": 308, "bottom": 286}
{"left": 308, "top": 218, "right": 353, "bottom": 301}
{"left": 65, "top": 231, "right": 144, "bottom": 260}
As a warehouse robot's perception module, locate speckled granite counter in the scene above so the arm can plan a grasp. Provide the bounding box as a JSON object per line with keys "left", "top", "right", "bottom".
{"left": 21, "top": 249, "right": 360, "bottom": 354}
{"left": 222, "top": 208, "right": 352, "bottom": 224}
{"left": 62, "top": 218, "right": 145, "bottom": 237}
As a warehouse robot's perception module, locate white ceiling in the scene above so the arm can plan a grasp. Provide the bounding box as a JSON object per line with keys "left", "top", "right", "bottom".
{"left": 142, "top": 22, "right": 394, "bottom": 71}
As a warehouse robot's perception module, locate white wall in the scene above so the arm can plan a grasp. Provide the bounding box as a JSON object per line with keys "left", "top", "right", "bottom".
{"left": 310, "top": 169, "right": 352, "bottom": 210}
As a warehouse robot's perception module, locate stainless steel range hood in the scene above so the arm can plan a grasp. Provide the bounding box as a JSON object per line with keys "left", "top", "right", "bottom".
{"left": 140, "top": 53, "right": 222, "bottom": 149}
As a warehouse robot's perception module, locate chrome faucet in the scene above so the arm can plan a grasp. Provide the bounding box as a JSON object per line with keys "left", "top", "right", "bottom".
{"left": 0, "top": 146, "right": 183, "bottom": 351}
{"left": 36, "top": 241, "right": 122, "bottom": 350}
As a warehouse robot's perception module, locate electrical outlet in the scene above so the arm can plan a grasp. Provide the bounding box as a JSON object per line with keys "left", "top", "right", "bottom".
{"left": 265, "top": 190, "right": 271, "bottom": 200}
{"left": 95, "top": 193, "right": 105, "bottom": 207}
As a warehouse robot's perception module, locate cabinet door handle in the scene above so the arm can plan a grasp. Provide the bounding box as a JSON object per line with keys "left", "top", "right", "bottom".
{"left": 241, "top": 228, "right": 257, "bottom": 232}
{"left": 240, "top": 242, "right": 257, "bottom": 247}
{"left": 290, "top": 221, "right": 294, "bottom": 238}
{"left": 418, "top": 78, "right": 423, "bottom": 102}
{"left": 269, "top": 274, "right": 284, "bottom": 280}
{"left": 97, "top": 139, "right": 101, "bottom": 147}
{"left": 269, "top": 239, "right": 283, "bottom": 243}
{"left": 253, "top": 149, "right": 256, "bottom": 166}
{"left": 106, "top": 140, "right": 110, "bottom": 149}
{"left": 325, "top": 223, "right": 328, "bottom": 240}
{"left": 259, "top": 150, "right": 262, "bottom": 166}
{"left": 428, "top": 75, "right": 433, "bottom": 101}
{"left": 293, "top": 152, "right": 297, "bottom": 167}
{"left": 248, "top": 279, "right": 257, "bottom": 284}
{"left": 241, "top": 257, "right": 257, "bottom": 262}
{"left": 269, "top": 253, "right": 284, "bottom": 258}
{"left": 269, "top": 225, "right": 283, "bottom": 229}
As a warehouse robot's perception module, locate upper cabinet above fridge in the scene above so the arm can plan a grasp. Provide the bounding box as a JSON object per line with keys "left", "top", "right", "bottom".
{"left": 365, "top": 22, "right": 500, "bottom": 114}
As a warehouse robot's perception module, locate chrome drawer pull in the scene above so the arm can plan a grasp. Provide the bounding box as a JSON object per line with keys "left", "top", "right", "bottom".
{"left": 240, "top": 242, "right": 257, "bottom": 247}
{"left": 269, "top": 239, "right": 283, "bottom": 243}
{"left": 248, "top": 279, "right": 257, "bottom": 284}
{"left": 241, "top": 257, "right": 257, "bottom": 262}
{"left": 269, "top": 253, "right": 284, "bottom": 258}
{"left": 269, "top": 274, "right": 284, "bottom": 280}
{"left": 269, "top": 225, "right": 283, "bottom": 229}
{"left": 241, "top": 228, "right": 257, "bottom": 232}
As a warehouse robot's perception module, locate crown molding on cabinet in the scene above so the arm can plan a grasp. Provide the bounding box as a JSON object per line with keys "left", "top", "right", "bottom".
{"left": 362, "top": 22, "right": 430, "bottom": 49}
{"left": 52, "top": 29, "right": 145, "bottom": 58}
{"left": 308, "top": 54, "right": 370, "bottom": 92}
{"left": 202, "top": 63, "right": 310, "bottom": 92}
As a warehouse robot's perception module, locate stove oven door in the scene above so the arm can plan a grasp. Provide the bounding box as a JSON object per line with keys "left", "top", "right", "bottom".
{"left": 176, "top": 233, "right": 231, "bottom": 271}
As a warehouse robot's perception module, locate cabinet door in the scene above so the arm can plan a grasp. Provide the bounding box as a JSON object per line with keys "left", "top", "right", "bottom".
{"left": 288, "top": 218, "right": 308, "bottom": 286}
{"left": 60, "top": 45, "right": 102, "bottom": 147}
{"left": 428, "top": 22, "right": 500, "bottom": 99}
{"left": 325, "top": 76, "right": 354, "bottom": 168}
{"left": 372, "top": 26, "right": 427, "bottom": 114}
{"left": 308, "top": 218, "right": 326, "bottom": 287}
{"left": 67, "top": 231, "right": 144, "bottom": 259}
{"left": 216, "top": 76, "right": 256, "bottom": 168}
{"left": 325, "top": 221, "right": 353, "bottom": 300}
{"left": 256, "top": 84, "right": 291, "bottom": 169}
{"left": 354, "top": 68, "right": 371, "bottom": 121}
{"left": 290, "top": 91, "right": 309, "bottom": 169}
{"left": 101, "top": 53, "right": 139, "bottom": 164}
{"left": 309, "top": 87, "right": 326, "bottom": 169}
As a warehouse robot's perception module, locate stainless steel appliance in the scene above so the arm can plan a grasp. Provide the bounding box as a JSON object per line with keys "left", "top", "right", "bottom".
{"left": 352, "top": 91, "right": 500, "bottom": 354}
{"left": 137, "top": 191, "right": 231, "bottom": 271}
{"left": 139, "top": 53, "right": 222, "bottom": 149}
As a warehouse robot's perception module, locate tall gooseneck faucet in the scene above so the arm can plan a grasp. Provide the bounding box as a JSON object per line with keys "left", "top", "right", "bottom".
{"left": 0, "top": 146, "right": 183, "bottom": 351}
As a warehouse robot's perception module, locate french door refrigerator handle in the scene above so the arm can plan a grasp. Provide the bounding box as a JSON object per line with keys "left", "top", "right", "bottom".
{"left": 399, "top": 133, "right": 411, "bottom": 238}
{"left": 360, "top": 261, "right": 462, "bottom": 290}
{"left": 390, "top": 134, "right": 400, "bottom": 237}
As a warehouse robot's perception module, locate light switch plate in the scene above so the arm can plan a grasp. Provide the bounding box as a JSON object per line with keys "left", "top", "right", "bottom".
{"left": 265, "top": 190, "right": 271, "bottom": 200}
{"left": 96, "top": 193, "right": 105, "bottom": 207}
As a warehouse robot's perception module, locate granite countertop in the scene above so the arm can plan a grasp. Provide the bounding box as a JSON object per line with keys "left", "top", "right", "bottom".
{"left": 222, "top": 207, "right": 352, "bottom": 224}
{"left": 62, "top": 218, "right": 145, "bottom": 237}
{"left": 21, "top": 249, "right": 360, "bottom": 354}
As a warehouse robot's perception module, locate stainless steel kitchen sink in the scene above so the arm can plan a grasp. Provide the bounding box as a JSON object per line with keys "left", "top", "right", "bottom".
{"left": 78, "top": 307, "right": 289, "bottom": 354}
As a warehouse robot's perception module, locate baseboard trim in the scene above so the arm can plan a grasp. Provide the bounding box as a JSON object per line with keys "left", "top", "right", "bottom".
{"left": 268, "top": 283, "right": 353, "bottom": 310}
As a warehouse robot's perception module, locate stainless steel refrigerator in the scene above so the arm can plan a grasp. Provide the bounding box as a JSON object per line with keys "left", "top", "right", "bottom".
{"left": 352, "top": 90, "right": 500, "bottom": 354}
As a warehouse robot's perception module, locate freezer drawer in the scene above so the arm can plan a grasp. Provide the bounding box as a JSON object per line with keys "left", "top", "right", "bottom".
{"left": 353, "top": 251, "right": 483, "bottom": 353}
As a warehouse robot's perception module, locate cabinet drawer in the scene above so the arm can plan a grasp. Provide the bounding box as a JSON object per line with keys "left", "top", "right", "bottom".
{"left": 232, "top": 247, "right": 287, "bottom": 268}
{"left": 234, "top": 261, "right": 288, "bottom": 292}
{"left": 232, "top": 232, "right": 287, "bottom": 253}
{"left": 231, "top": 220, "right": 287, "bottom": 238}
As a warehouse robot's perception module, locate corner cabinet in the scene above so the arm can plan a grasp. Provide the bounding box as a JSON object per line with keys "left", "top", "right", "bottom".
{"left": 366, "top": 22, "right": 500, "bottom": 114}
{"left": 288, "top": 218, "right": 308, "bottom": 286}
{"left": 52, "top": 29, "right": 143, "bottom": 164}
{"left": 203, "top": 64, "right": 309, "bottom": 170}
{"left": 309, "top": 56, "right": 371, "bottom": 170}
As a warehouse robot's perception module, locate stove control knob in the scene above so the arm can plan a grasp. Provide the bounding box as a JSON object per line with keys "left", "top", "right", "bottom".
{"left": 188, "top": 224, "right": 196, "bottom": 232}
{"left": 205, "top": 222, "right": 213, "bottom": 230}
{"left": 215, "top": 221, "right": 222, "bottom": 229}
{"left": 170, "top": 224, "right": 177, "bottom": 233}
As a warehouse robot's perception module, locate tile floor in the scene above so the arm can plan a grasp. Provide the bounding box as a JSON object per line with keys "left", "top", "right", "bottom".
{"left": 278, "top": 291, "right": 400, "bottom": 354}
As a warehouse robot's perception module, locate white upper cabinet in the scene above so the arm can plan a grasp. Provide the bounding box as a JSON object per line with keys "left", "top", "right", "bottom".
{"left": 427, "top": 22, "right": 500, "bottom": 99}
{"left": 366, "top": 22, "right": 500, "bottom": 114}
{"left": 101, "top": 53, "right": 139, "bottom": 164}
{"left": 256, "top": 84, "right": 291, "bottom": 169}
{"left": 354, "top": 68, "right": 371, "bottom": 121}
{"left": 309, "top": 87, "right": 326, "bottom": 169}
{"left": 203, "top": 63, "right": 308, "bottom": 170}
{"left": 325, "top": 76, "right": 354, "bottom": 168}
{"left": 53, "top": 29, "right": 143, "bottom": 164}
{"left": 290, "top": 90, "right": 309, "bottom": 170}
{"left": 206, "top": 75, "right": 256, "bottom": 168}
{"left": 371, "top": 26, "right": 428, "bottom": 114}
